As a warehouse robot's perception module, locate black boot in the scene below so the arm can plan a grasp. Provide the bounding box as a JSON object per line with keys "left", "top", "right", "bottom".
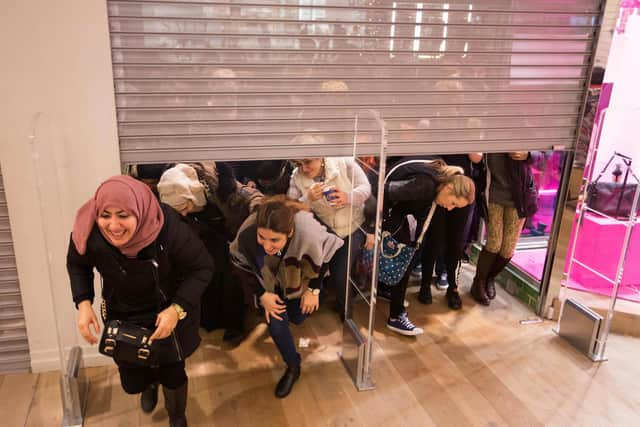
{"left": 444, "top": 262, "right": 462, "bottom": 310}
{"left": 446, "top": 288, "right": 462, "bottom": 310}
{"left": 470, "top": 249, "right": 497, "bottom": 306}
{"left": 417, "top": 280, "right": 433, "bottom": 304}
{"left": 140, "top": 382, "right": 159, "bottom": 413}
{"left": 163, "top": 382, "right": 188, "bottom": 427}
{"left": 486, "top": 255, "right": 511, "bottom": 300}
{"left": 275, "top": 364, "right": 301, "bottom": 398}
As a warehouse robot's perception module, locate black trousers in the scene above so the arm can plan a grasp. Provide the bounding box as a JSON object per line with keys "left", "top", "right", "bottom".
{"left": 419, "top": 204, "right": 471, "bottom": 290}
{"left": 118, "top": 361, "right": 187, "bottom": 394}
{"left": 386, "top": 218, "right": 416, "bottom": 319}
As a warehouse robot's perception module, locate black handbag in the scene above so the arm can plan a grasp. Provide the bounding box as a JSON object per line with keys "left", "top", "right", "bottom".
{"left": 99, "top": 319, "right": 157, "bottom": 366}
{"left": 586, "top": 181, "right": 639, "bottom": 218}
{"left": 98, "top": 259, "right": 182, "bottom": 367}
{"left": 585, "top": 153, "right": 639, "bottom": 219}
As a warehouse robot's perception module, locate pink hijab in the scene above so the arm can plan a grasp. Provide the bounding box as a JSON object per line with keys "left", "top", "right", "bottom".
{"left": 72, "top": 175, "right": 164, "bottom": 257}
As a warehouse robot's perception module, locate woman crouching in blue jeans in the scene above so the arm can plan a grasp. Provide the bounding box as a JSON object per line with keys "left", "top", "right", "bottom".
{"left": 230, "top": 195, "right": 343, "bottom": 398}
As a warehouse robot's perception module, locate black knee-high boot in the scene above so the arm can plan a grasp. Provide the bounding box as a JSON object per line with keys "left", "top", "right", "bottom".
{"left": 163, "top": 381, "right": 188, "bottom": 427}
{"left": 141, "top": 381, "right": 159, "bottom": 413}
{"left": 470, "top": 248, "right": 497, "bottom": 306}
{"left": 445, "top": 262, "right": 462, "bottom": 310}
{"left": 486, "top": 255, "right": 511, "bottom": 300}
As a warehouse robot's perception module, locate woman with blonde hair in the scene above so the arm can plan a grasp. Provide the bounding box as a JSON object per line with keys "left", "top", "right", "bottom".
{"left": 287, "top": 137, "right": 372, "bottom": 320}
{"left": 417, "top": 153, "right": 482, "bottom": 309}
{"left": 378, "top": 158, "right": 475, "bottom": 334}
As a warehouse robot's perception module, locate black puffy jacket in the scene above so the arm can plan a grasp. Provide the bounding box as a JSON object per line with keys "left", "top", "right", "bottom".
{"left": 67, "top": 204, "right": 214, "bottom": 362}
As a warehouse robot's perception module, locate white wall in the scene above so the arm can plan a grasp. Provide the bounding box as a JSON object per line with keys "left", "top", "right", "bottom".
{"left": 593, "top": 13, "right": 640, "bottom": 176}
{"left": 0, "top": 1, "right": 120, "bottom": 372}
{"left": 595, "top": 0, "right": 622, "bottom": 68}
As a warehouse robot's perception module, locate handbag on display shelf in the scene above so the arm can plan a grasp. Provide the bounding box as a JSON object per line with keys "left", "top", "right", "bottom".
{"left": 585, "top": 152, "right": 640, "bottom": 219}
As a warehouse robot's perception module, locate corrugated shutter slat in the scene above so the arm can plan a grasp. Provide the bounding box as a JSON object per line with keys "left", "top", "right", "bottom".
{"left": 0, "top": 168, "right": 30, "bottom": 374}
{"left": 108, "top": 0, "right": 603, "bottom": 161}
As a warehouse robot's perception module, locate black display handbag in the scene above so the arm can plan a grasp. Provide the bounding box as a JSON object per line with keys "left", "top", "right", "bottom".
{"left": 98, "top": 259, "right": 182, "bottom": 367}
{"left": 585, "top": 153, "right": 639, "bottom": 219}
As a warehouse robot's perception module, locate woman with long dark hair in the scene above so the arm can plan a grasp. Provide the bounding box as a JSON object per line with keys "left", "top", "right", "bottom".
{"left": 230, "top": 195, "right": 343, "bottom": 398}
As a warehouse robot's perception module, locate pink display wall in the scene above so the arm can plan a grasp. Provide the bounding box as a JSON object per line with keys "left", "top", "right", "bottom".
{"left": 564, "top": 7, "right": 640, "bottom": 304}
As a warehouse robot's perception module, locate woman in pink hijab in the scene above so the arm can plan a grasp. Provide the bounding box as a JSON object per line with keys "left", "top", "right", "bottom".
{"left": 67, "top": 175, "right": 213, "bottom": 427}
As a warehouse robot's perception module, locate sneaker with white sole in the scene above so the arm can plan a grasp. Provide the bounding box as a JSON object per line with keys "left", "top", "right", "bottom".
{"left": 410, "top": 264, "right": 422, "bottom": 280}
{"left": 435, "top": 272, "right": 449, "bottom": 290}
{"left": 386, "top": 312, "right": 424, "bottom": 336}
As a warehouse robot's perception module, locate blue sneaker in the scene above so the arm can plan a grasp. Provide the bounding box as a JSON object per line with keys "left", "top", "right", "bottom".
{"left": 435, "top": 271, "right": 449, "bottom": 290}
{"left": 386, "top": 312, "right": 424, "bottom": 336}
{"left": 410, "top": 264, "right": 422, "bottom": 280}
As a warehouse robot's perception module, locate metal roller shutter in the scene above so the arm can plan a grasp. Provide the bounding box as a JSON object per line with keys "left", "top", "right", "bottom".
{"left": 107, "top": 0, "right": 604, "bottom": 162}
{"left": 0, "top": 167, "right": 31, "bottom": 373}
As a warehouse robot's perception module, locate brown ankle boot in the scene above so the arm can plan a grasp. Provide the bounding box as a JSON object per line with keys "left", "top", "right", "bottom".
{"left": 470, "top": 278, "right": 490, "bottom": 306}
{"left": 486, "top": 255, "right": 511, "bottom": 300}
{"left": 470, "top": 249, "right": 497, "bottom": 306}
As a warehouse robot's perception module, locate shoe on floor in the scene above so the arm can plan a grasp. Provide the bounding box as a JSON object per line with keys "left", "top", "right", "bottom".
{"left": 275, "top": 364, "right": 301, "bottom": 398}
{"left": 410, "top": 264, "right": 422, "bottom": 280}
{"left": 418, "top": 284, "right": 432, "bottom": 304}
{"left": 386, "top": 312, "right": 424, "bottom": 336}
{"left": 435, "top": 272, "right": 449, "bottom": 290}
{"left": 140, "top": 382, "right": 158, "bottom": 413}
{"left": 446, "top": 289, "right": 462, "bottom": 310}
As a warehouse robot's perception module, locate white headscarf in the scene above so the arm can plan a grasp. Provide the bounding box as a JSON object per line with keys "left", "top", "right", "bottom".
{"left": 157, "top": 164, "right": 208, "bottom": 211}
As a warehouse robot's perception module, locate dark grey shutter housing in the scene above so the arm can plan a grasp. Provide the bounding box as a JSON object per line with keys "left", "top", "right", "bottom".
{"left": 0, "top": 167, "right": 31, "bottom": 373}
{"left": 108, "top": 0, "right": 603, "bottom": 162}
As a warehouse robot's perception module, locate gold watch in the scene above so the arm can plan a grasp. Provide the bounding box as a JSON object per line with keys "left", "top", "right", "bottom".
{"left": 171, "top": 303, "right": 187, "bottom": 320}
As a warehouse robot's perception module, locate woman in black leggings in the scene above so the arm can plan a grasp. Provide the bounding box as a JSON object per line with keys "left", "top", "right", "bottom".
{"left": 381, "top": 158, "right": 475, "bottom": 335}
{"left": 417, "top": 153, "right": 482, "bottom": 309}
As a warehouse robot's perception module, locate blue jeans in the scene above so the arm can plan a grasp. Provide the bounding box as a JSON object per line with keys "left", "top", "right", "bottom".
{"left": 267, "top": 297, "right": 307, "bottom": 366}
{"left": 328, "top": 228, "right": 366, "bottom": 317}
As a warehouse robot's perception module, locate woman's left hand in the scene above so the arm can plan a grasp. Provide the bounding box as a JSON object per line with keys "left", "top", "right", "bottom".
{"left": 301, "top": 290, "right": 320, "bottom": 314}
{"left": 149, "top": 306, "right": 179, "bottom": 344}
{"left": 328, "top": 189, "right": 348, "bottom": 207}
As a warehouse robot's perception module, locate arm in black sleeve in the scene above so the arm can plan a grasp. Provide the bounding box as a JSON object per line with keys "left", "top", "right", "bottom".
{"left": 308, "top": 262, "right": 329, "bottom": 290}
{"left": 166, "top": 213, "right": 215, "bottom": 312}
{"left": 66, "top": 235, "right": 95, "bottom": 308}
{"left": 361, "top": 195, "right": 378, "bottom": 234}
{"left": 386, "top": 175, "right": 437, "bottom": 205}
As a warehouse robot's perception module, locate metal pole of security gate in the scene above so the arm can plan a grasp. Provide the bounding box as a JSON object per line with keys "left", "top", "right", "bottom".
{"left": 28, "top": 113, "right": 88, "bottom": 426}
{"left": 340, "top": 109, "right": 387, "bottom": 391}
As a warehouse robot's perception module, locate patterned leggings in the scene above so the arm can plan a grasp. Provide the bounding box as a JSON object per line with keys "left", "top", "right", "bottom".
{"left": 486, "top": 203, "right": 526, "bottom": 258}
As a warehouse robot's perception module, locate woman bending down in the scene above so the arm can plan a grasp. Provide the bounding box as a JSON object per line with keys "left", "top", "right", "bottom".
{"left": 230, "top": 195, "right": 343, "bottom": 398}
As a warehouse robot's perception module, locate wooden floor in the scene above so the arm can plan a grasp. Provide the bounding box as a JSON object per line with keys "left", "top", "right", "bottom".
{"left": 4, "top": 270, "right": 640, "bottom": 427}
